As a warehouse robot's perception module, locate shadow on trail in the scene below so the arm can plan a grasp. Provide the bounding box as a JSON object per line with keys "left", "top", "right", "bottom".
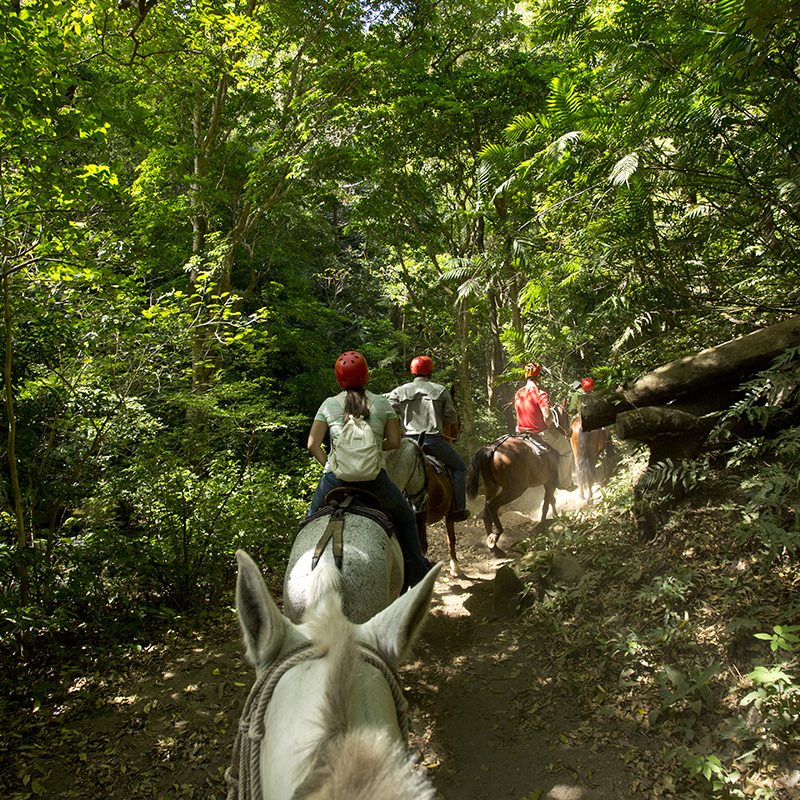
{"left": 404, "top": 516, "right": 632, "bottom": 800}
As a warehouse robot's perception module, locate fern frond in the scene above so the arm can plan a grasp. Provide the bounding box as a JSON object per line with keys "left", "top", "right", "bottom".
{"left": 456, "top": 275, "right": 485, "bottom": 299}
{"left": 541, "top": 130, "right": 583, "bottom": 160}
{"left": 683, "top": 204, "right": 715, "bottom": 220}
{"left": 609, "top": 152, "right": 639, "bottom": 186}
{"left": 546, "top": 77, "right": 583, "bottom": 129}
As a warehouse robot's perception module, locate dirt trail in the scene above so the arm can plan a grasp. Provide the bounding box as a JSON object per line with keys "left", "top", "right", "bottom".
{"left": 2, "top": 489, "right": 633, "bottom": 800}
{"left": 410, "top": 490, "right": 632, "bottom": 800}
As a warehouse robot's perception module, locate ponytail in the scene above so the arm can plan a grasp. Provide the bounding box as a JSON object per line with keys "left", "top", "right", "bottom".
{"left": 343, "top": 387, "right": 369, "bottom": 421}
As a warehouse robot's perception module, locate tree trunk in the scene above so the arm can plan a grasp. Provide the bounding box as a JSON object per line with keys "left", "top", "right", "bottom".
{"left": 619, "top": 316, "right": 800, "bottom": 407}
{"left": 616, "top": 406, "right": 715, "bottom": 461}
{"left": 486, "top": 285, "right": 504, "bottom": 406}
{"left": 457, "top": 304, "right": 474, "bottom": 434}
{"left": 2, "top": 270, "right": 30, "bottom": 607}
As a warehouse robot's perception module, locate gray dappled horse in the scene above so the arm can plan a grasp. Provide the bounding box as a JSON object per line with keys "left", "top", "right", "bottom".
{"left": 283, "top": 498, "right": 404, "bottom": 624}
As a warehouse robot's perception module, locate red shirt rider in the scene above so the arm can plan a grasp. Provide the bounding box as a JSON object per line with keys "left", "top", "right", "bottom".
{"left": 514, "top": 363, "right": 550, "bottom": 433}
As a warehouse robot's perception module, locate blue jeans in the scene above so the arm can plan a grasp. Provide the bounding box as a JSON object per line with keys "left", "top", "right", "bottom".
{"left": 307, "top": 469, "right": 430, "bottom": 587}
{"left": 421, "top": 435, "right": 467, "bottom": 512}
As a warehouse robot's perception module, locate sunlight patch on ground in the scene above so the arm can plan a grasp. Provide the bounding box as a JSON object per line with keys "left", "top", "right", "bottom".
{"left": 435, "top": 591, "right": 471, "bottom": 617}
{"left": 110, "top": 694, "right": 138, "bottom": 705}
{"left": 546, "top": 785, "right": 588, "bottom": 799}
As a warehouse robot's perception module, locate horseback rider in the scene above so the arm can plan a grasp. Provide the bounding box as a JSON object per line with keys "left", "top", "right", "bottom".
{"left": 568, "top": 376, "right": 595, "bottom": 415}
{"left": 514, "top": 363, "right": 576, "bottom": 491}
{"left": 306, "top": 351, "right": 431, "bottom": 586}
{"left": 388, "top": 356, "right": 470, "bottom": 522}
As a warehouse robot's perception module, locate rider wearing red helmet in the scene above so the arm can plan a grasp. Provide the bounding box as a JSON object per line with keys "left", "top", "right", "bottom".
{"left": 569, "top": 375, "right": 595, "bottom": 414}
{"left": 388, "top": 355, "right": 469, "bottom": 522}
{"left": 334, "top": 350, "right": 370, "bottom": 389}
{"left": 514, "top": 362, "right": 576, "bottom": 491}
{"left": 410, "top": 355, "right": 434, "bottom": 377}
{"left": 306, "top": 351, "right": 431, "bottom": 586}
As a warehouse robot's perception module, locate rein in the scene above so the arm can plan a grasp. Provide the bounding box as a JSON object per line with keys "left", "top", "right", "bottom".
{"left": 224, "top": 641, "right": 409, "bottom": 800}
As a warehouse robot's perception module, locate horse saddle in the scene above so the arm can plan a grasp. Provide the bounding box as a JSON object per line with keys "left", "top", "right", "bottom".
{"left": 301, "top": 490, "right": 394, "bottom": 571}
{"left": 515, "top": 432, "right": 552, "bottom": 457}
{"left": 492, "top": 432, "right": 551, "bottom": 458}
{"left": 423, "top": 452, "right": 449, "bottom": 475}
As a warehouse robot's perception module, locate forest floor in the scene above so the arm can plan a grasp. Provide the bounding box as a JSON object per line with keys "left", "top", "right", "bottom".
{"left": 404, "top": 488, "right": 640, "bottom": 800}
{"left": 2, "top": 469, "right": 798, "bottom": 799}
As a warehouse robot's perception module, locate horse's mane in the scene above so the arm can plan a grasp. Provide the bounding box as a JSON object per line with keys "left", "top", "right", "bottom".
{"left": 296, "top": 564, "right": 434, "bottom": 800}
{"left": 302, "top": 567, "right": 358, "bottom": 744}
{"left": 295, "top": 729, "right": 436, "bottom": 800}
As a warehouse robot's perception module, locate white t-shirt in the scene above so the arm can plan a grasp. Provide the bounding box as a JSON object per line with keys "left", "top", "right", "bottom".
{"left": 314, "top": 390, "right": 397, "bottom": 474}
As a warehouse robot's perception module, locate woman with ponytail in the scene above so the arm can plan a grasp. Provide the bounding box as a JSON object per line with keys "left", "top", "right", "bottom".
{"left": 306, "top": 351, "right": 431, "bottom": 587}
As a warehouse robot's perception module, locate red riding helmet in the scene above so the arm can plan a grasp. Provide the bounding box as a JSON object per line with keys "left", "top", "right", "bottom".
{"left": 524, "top": 363, "right": 541, "bottom": 379}
{"left": 410, "top": 355, "right": 433, "bottom": 376}
{"left": 581, "top": 377, "right": 595, "bottom": 392}
{"left": 335, "top": 351, "right": 370, "bottom": 389}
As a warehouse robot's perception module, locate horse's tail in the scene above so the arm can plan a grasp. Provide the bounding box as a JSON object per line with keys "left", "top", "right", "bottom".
{"left": 466, "top": 446, "right": 494, "bottom": 498}
{"left": 575, "top": 430, "right": 594, "bottom": 489}
{"left": 306, "top": 561, "right": 344, "bottom": 613}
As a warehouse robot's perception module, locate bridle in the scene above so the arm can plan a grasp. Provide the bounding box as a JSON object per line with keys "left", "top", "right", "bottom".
{"left": 225, "top": 640, "right": 409, "bottom": 800}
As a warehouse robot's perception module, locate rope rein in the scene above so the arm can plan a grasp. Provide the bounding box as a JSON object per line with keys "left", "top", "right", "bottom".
{"left": 224, "top": 641, "right": 409, "bottom": 800}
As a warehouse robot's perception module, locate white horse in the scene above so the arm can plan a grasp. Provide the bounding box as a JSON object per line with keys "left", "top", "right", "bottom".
{"left": 283, "top": 501, "right": 404, "bottom": 624}
{"left": 228, "top": 550, "right": 440, "bottom": 800}
{"left": 385, "top": 438, "right": 461, "bottom": 577}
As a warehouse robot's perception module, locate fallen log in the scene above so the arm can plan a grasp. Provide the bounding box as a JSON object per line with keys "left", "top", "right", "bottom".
{"left": 615, "top": 406, "right": 711, "bottom": 441}
{"left": 616, "top": 406, "right": 716, "bottom": 461}
{"left": 581, "top": 315, "right": 800, "bottom": 431}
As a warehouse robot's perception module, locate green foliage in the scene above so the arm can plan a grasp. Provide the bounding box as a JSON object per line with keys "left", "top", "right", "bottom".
{"left": 481, "top": 0, "right": 800, "bottom": 382}
{"left": 680, "top": 752, "right": 744, "bottom": 797}
{"left": 713, "top": 350, "right": 800, "bottom": 557}
{"left": 637, "top": 456, "right": 711, "bottom": 506}
{"left": 754, "top": 626, "right": 800, "bottom": 654}
{"left": 656, "top": 662, "right": 721, "bottom": 717}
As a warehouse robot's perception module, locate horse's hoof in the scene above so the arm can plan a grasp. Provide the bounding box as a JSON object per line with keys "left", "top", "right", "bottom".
{"left": 489, "top": 545, "right": 507, "bottom": 558}
{"left": 450, "top": 561, "right": 464, "bottom": 578}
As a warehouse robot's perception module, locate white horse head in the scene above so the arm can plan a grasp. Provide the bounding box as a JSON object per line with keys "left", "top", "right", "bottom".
{"left": 283, "top": 509, "right": 404, "bottom": 623}
{"left": 229, "top": 550, "right": 440, "bottom": 800}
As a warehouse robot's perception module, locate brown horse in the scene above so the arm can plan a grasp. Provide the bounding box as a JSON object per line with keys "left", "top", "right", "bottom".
{"left": 385, "top": 385, "right": 465, "bottom": 576}
{"left": 384, "top": 435, "right": 462, "bottom": 577}
{"left": 416, "top": 457, "right": 462, "bottom": 576}
{"left": 570, "top": 417, "right": 615, "bottom": 502}
{"left": 466, "top": 435, "right": 558, "bottom": 556}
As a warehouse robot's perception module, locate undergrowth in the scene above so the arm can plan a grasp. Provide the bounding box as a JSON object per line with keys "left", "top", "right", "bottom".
{"left": 513, "top": 349, "right": 799, "bottom": 798}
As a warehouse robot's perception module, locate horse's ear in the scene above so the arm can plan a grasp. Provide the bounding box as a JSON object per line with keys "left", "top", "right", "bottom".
{"left": 360, "top": 562, "right": 442, "bottom": 668}
{"left": 236, "top": 550, "right": 291, "bottom": 668}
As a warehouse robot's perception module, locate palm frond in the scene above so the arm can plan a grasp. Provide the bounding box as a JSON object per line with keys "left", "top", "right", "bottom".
{"left": 505, "top": 111, "right": 541, "bottom": 143}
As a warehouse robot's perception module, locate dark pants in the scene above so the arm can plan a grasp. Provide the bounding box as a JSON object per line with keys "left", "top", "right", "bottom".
{"left": 307, "top": 469, "right": 430, "bottom": 587}
{"left": 421, "top": 434, "right": 467, "bottom": 512}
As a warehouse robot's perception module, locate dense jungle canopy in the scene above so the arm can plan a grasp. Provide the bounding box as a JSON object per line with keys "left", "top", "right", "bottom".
{"left": 1, "top": 0, "right": 799, "bottom": 797}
